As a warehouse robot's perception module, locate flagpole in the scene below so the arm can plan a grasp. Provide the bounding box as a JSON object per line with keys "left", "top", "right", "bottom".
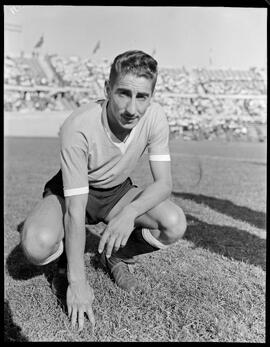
{"left": 5, "top": 22, "right": 22, "bottom": 56}
{"left": 91, "top": 40, "right": 101, "bottom": 64}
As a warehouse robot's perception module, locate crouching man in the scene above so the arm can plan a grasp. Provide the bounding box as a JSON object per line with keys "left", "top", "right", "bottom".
{"left": 21, "top": 50, "right": 187, "bottom": 331}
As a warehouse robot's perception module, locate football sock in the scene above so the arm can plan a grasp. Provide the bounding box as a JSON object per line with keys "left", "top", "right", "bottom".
{"left": 38, "top": 240, "right": 64, "bottom": 265}
{"left": 141, "top": 228, "right": 170, "bottom": 250}
{"left": 111, "top": 227, "right": 169, "bottom": 263}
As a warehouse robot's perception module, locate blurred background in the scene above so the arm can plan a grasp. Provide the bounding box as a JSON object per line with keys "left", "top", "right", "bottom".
{"left": 4, "top": 6, "right": 267, "bottom": 140}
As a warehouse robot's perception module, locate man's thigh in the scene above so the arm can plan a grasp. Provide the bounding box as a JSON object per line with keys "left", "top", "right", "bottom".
{"left": 105, "top": 186, "right": 177, "bottom": 230}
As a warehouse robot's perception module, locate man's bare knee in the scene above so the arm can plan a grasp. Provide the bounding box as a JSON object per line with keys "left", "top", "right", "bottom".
{"left": 21, "top": 224, "right": 60, "bottom": 265}
{"left": 160, "top": 206, "right": 187, "bottom": 244}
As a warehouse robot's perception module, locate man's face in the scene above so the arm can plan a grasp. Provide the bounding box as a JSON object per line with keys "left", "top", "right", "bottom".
{"left": 107, "top": 73, "right": 154, "bottom": 131}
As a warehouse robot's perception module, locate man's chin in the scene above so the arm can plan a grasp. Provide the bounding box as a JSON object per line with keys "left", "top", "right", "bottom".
{"left": 120, "top": 120, "right": 139, "bottom": 129}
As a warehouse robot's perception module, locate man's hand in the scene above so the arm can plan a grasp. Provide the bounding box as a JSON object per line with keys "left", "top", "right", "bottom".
{"left": 66, "top": 280, "right": 95, "bottom": 331}
{"left": 98, "top": 206, "right": 137, "bottom": 258}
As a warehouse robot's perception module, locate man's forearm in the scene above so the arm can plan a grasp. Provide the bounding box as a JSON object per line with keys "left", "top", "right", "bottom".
{"left": 64, "top": 212, "right": 87, "bottom": 284}
{"left": 127, "top": 180, "right": 172, "bottom": 219}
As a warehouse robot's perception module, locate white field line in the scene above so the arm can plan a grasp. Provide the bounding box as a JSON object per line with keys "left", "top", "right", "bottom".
{"left": 171, "top": 152, "right": 266, "bottom": 165}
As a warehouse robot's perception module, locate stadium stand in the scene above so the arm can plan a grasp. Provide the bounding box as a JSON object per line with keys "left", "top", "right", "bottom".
{"left": 4, "top": 54, "right": 267, "bottom": 141}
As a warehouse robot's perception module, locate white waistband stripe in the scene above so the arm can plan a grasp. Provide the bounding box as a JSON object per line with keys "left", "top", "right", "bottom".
{"left": 64, "top": 186, "right": 89, "bottom": 197}
{"left": 149, "top": 154, "right": 171, "bottom": 161}
{"left": 142, "top": 228, "right": 169, "bottom": 249}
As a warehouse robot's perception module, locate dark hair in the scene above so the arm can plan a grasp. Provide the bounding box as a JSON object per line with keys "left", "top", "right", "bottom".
{"left": 109, "top": 50, "right": 158, "bottom": 92}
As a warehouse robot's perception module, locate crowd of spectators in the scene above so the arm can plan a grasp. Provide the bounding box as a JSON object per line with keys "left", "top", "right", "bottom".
{"left": 162, "top": 95, "right": 266, "bottom": 141}
{"left": 4, "top": 55, "right": 50, "bottom": 87}
{"left": 4, "top": 90, "right": 66, "bottom": 112}
{"left": 47, "top": 54, "right": 109, "bottom": 90}
{"left": 4, "top": 54, "right": 267, "bottom": 141}
{"left": 196, "top": 68, "right": 266, "bottom": 95}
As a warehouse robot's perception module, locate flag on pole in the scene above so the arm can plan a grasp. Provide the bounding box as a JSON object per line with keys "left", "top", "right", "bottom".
{"left": 92, "top": 40, "right": 101, "bottom": 54}
{"left": 34, "top": 35, "right": 44, "bottom": 49}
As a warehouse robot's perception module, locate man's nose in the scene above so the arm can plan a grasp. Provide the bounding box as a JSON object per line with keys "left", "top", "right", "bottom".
{"left": 126, "top": 97, "right": 136, "bottom": 115}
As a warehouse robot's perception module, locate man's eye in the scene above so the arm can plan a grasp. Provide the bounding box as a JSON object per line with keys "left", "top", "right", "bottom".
{"left": 118, "top": 92, "right": 128, "bottom": 97}
{"left": 137, "top": 96, "right": 147, "bottom": 100}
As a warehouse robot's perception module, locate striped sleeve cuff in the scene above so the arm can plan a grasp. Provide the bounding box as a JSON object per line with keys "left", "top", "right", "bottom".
{"left": 64, "top": 186, "right": 89, "bottom": 197}
{"left": 149, "top": 154, "right": 171, "bottom": 161}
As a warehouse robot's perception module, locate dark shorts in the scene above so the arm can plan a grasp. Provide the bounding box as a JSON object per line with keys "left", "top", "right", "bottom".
{"left": 42, "top": 170, "right": 138, "bottom": 224}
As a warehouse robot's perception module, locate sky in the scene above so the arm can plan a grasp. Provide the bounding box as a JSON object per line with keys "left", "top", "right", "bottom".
{"left": 4, "top": 5, "right": 267, "bottom": 69}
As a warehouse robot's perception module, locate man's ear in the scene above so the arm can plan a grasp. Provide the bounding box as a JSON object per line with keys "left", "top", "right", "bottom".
{"left": 104, "top": 80, "right": 110, "bottom": 99}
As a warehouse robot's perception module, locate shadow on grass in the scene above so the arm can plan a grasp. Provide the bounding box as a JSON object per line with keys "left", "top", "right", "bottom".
{"left": 185, "top": 214, "right": 266, "bottom": 270}
{"left": 173, "top": 192, "right": 266, "bottom": 230}
{"left": 85, "top": 227, "right": 105, "bottom": 270}
{"left": 85, "top": 226, "right": 101, "bottom": 254}
{"left": 6, "top": 225, "right": 101, "bottom": 282}
{"left": 4, "top": 300, "right": 28, "bottom": 342}
{"left": 5, "top": 243, "right": 54, "bottom": 281}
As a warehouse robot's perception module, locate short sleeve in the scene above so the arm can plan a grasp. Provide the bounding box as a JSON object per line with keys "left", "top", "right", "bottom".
{"left": 60, "top": 128, "right": 89, "bottom": 197}
{"left": 148, "top": 105, "right": 171, "bottom": 162}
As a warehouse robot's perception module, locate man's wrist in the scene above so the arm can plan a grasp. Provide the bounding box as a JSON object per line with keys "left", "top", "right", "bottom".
{"left": 67, "top": 266, "right": 86, "bottom": 284}
{"left": 123, "top": 203, "right": 140, "bottom": 219}
{"left": 67, "top": 273, "right": 87, "bottom": 285}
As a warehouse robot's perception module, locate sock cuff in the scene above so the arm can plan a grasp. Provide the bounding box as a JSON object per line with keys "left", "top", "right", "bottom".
{"left": 38, "top": 240, "right": 64, "bottom": 265}
{"left": 141, "top": 228, "right": 169, "bottom": 250}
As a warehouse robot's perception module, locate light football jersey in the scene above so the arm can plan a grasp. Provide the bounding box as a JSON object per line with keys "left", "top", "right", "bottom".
{"left": 60, "top": 99, "right": 171, "bottom": 197}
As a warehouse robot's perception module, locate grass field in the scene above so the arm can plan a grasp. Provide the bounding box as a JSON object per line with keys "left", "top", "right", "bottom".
{"left": 4, "top": 137, "right": 266, "bottom": 342}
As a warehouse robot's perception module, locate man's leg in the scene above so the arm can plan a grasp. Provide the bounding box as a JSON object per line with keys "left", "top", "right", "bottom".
{"left": 21, "top": 194, "right": 65, "bottom": 266}
{"left": 105, "top": 187, "right": 186, "bottom": 246}
{"left": 102, "top": 187, "right": 187, "bottom": 291}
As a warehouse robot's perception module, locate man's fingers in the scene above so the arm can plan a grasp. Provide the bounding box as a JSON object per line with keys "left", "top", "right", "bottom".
{"left": 78, "top": 309, "right": 84, "bottom": 332}
{"left": 98, "top": 228, "right": 110, "bottom": 254}
{"left": 67, "top": 305, "right": 72, "bottom": 319}
{"left": 121, "top": 236, "right": 129, "bottom": 248}
{"left": 113, "top": 237, "right": 122, "bottom": 253}
{"left": 71, "top": 306, "right": 77, "bottom": 328}
{"left": 105, "top": 236, "right": 116, "bottom": 258}
{"left": 87, "top": 307, "right": 95, "bottom": 327}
